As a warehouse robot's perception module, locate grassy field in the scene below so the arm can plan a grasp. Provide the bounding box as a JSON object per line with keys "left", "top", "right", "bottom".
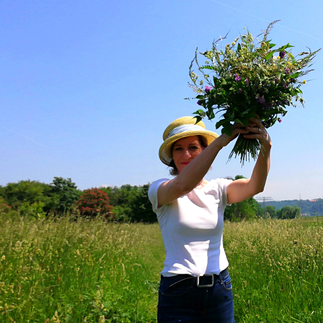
{"left": 0, "top": 215, "right": 322, "bottom": 322}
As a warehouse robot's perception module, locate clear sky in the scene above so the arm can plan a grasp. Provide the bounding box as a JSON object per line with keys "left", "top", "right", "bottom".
{"left": 1, "top": 0, "right": 322, "bottom": 201}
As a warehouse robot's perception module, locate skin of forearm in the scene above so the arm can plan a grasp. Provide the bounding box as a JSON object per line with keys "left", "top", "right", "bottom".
{"left": 249, "top": 141, "right": 272, "bottom": 194}
{"left": 174, "top": 138, "right": 226, "bottom": 193}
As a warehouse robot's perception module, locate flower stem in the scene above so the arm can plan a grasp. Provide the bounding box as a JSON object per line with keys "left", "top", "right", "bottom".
{"left": 228, "top": 134, "right": 260, "bottom": 165}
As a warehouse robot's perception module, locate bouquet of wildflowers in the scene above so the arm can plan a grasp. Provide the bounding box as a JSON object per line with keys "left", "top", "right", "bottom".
{"left": 188, "top": 20, "right": 320, "bottom": 164}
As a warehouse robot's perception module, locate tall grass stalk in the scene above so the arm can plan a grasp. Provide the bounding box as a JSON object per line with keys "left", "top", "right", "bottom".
{"left": 0, "top": 216, "right": 163, "bottom": 322}
{"left": 0, "top": 215, "right": 322, "bottom": 322}
{"left": 225, "top": 217, "right": 323, "bottom": 322}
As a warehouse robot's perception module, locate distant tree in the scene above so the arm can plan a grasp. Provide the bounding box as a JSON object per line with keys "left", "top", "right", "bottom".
{"left": 224, "top": 175, "right": 262, "bottom": 221}
{"left": 46, "top": 177, "right": 81, "bottom": 215}
{"left": 130, "top": 184, "right": 155, "bottom": 223}
{"left": 225, "top": 198, "right": 256, "bottom": 221}
{"left": 0, "top": 197, "right": 12, "bottom": 214}
{"left": 0, "top": 186, "right": 5, "bottom": 199}
{"left": 1, "top": 180, "right": 52, "bottom": 210}
{"left": 19, "top": 201, "right": 46, "bottom": 218}
{"left": 76, "top": 188, "right": 113, "bottom": 219}
{"left": 263, "top": 205, "right": 276, "bottom": 218}
{"left": 277, "top": 205, "right": 301, "bottom": 219}
{"left": 102, "top": 184, "right": 155, "bottom": 223}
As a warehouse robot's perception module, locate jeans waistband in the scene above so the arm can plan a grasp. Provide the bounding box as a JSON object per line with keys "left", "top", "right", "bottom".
{"left": 164, "top": 268, "right": 229, "bottom": 289}
{"left": 167, "top": 268, "right": 228, "bottom": 279}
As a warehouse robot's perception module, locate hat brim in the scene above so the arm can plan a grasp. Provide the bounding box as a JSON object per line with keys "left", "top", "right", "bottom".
{"left": 159, "top": 130, "right": 219, "bottom": 166}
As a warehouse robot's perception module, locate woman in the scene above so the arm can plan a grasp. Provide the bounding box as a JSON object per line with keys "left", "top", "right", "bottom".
{"left": 148, "top": 116, "right": 271, "bottom": 323}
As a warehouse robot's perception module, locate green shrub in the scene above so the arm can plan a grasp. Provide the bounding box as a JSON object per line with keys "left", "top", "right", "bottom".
{"left": 19, "top": 201, "right": 46, "bottom": 219}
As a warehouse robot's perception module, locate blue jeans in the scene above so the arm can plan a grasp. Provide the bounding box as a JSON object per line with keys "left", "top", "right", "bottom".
{"left": 158, "top": 269, "right": 235, "bottom": 323}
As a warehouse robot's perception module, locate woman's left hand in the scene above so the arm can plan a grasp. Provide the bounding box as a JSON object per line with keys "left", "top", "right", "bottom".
{"left": 243, "top": 117, "right": 272, "bottom": 149}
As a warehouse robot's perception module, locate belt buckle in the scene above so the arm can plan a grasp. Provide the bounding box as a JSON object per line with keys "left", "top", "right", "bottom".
{"left": 197, "top": 274, "right": 214, "bottom": 288}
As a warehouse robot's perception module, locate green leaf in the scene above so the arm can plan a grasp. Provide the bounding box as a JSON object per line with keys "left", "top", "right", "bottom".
{"left": 206, "top": 110, "right": 215, "bottom": 120}
{"left": 291, "top": 72, "right": 301, "bottom": 78}
{"left": 244, "top": 110, "right": 256, "bottom": 119}
{"left": 193, "top": 116, "right": 202, "bottom": 123}
{"left": 222, "top": 123, "right": 233, "bottom": 136}
{"left": 265, "top": 51, "right": 274, "bottom": 60}
{"left": 234, "top": 118, "right": 248, "bottom": 126}
{"left": 282, "top": 43, "right": 294, "bottom": 50}
{"left": 215, "top": 119, "right": 227, "bottom": 129}
{"left": 201, "top": 65, "right": 215, "bottom": 70}
{"left": 193, "top": 109, "right": 206, "bottom": 117}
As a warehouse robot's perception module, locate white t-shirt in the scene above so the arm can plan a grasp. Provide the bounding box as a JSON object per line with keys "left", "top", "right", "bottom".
{"left": 148, "top": 178, "right": 232, "bottom": 277}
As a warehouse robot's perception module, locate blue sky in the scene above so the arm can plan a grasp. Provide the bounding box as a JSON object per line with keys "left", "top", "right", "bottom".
{"left": 1, "top": 0, "right": 322, "bottom": 201}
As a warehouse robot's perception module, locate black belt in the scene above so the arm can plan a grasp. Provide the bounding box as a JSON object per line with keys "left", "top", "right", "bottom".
{"left": 166, "top": 268, "right": 228, "bottom": 289}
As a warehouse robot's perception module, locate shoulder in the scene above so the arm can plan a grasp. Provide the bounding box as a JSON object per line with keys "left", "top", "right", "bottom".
{"left": 148, "top": 178, "right": 169, "bottom": 199}
{"left": 208, "top": 178, "right": 233, "bottom": 190}
{"left": 148, "top": 178, "right": 170, "bottom": 213}
{"left": 205, "top": 178, "right": 233, "bottom": 203}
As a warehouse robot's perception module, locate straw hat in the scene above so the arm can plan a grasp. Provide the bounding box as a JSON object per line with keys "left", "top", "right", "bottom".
{"left": 159, "top": 116, "right": 219, "bottom": 166}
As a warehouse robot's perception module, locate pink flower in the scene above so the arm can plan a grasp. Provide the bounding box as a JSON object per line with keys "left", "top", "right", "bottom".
{"left": 234, "top": 74, "right": 242, "bottom": 82}
{"left": 205, "top": 86, "right": 212, "bottom": 93}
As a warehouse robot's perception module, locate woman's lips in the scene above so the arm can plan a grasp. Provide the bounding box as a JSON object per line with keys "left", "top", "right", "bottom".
{"left": 181, "top": 162, "right": 190, "bottom": 165}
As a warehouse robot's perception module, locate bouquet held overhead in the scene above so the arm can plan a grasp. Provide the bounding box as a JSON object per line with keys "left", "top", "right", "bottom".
{"left": 187, "top": 20, "right": 321, "bottom": 164}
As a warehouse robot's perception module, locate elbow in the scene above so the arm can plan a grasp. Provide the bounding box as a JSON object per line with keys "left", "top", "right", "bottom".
{"left": 255, "top": 187, "right": 264, "bottom": 195}
{"left": 254, "top": 183, "right": 266, "bottom": 196}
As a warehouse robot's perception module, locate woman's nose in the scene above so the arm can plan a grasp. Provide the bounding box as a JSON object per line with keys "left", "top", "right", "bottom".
{"left": 182, "top": 149, "right": 191, "bottom": 158}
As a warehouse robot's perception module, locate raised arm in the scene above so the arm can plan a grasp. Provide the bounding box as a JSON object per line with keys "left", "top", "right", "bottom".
{"left": 227, "top": 118, "right": 272, "bottom": 204}
{"left": 157, "top": 125, "right": 249, "bottom": 207}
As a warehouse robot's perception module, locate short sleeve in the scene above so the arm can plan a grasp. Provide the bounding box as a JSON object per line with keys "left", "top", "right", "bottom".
{"left": 148, "top": 178, "right": 169, "bottom": 213}
{"left": 210, "top": 178, "right": 233, "bottom": 206}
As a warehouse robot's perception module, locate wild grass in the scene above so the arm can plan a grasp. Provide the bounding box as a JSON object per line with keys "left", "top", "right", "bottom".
{"left": 0, "top": 216, "right": 163, "bottom": 322}
{"left": 0, "top": 215, "right": 322, "bottom": 322}
{"left": 226, "top": 216, "right": 323, "bottom": 322}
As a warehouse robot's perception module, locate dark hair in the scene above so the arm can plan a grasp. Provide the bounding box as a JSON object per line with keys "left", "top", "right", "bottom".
{"left": 169, "top": 135, "right": 207, "bottom": 176}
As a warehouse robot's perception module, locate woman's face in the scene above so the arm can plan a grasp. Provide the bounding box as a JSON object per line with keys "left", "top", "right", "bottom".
{"left": 172, "top": 135, "right": 205, "bottom": 174}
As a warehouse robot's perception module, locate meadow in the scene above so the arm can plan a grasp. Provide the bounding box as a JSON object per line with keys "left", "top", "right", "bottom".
{"left": 0, "top": 215, "right": 322, "bottom": 322}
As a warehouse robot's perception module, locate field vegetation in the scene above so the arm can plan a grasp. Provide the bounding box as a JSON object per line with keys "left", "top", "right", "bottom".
{"left": 1, "top": 215, "right": 322, "bottom": 322}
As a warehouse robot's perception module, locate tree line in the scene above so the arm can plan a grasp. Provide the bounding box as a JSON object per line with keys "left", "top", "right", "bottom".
{"left": 0, "top": 176, "right": 303, "bottom": 222}
{"left": 266, "top": 199, "right": 323, "bottom": 217}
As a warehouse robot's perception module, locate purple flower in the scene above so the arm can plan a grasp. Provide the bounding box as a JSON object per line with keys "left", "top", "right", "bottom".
{"left": 282, "top": 82, "right": 288, "bottom": 89}
{"left": 256, "top": 95, "right": 266, "bottom": 105}
{"left": 238, "top": 88, "right": 242, "bottom": 94}
{"left": 279, "top": 51, "right": 286, "bottom": 59}
{"left": 285, "top": 68, "right": 290, "bottom": 74}
{"left": 244, "top": 78, "right": 249, "bottom": 86}
{"left": 205, "top": 86, "right": 212, "bottom": 93}
{"left": 197, "top": 100, "right": 202, "bottom": 106}
{"left": 234, "top": 74, "right": 242, "bottom": 82}
{"left": 278, "top": 118, "right": 282, "bottom": 123}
